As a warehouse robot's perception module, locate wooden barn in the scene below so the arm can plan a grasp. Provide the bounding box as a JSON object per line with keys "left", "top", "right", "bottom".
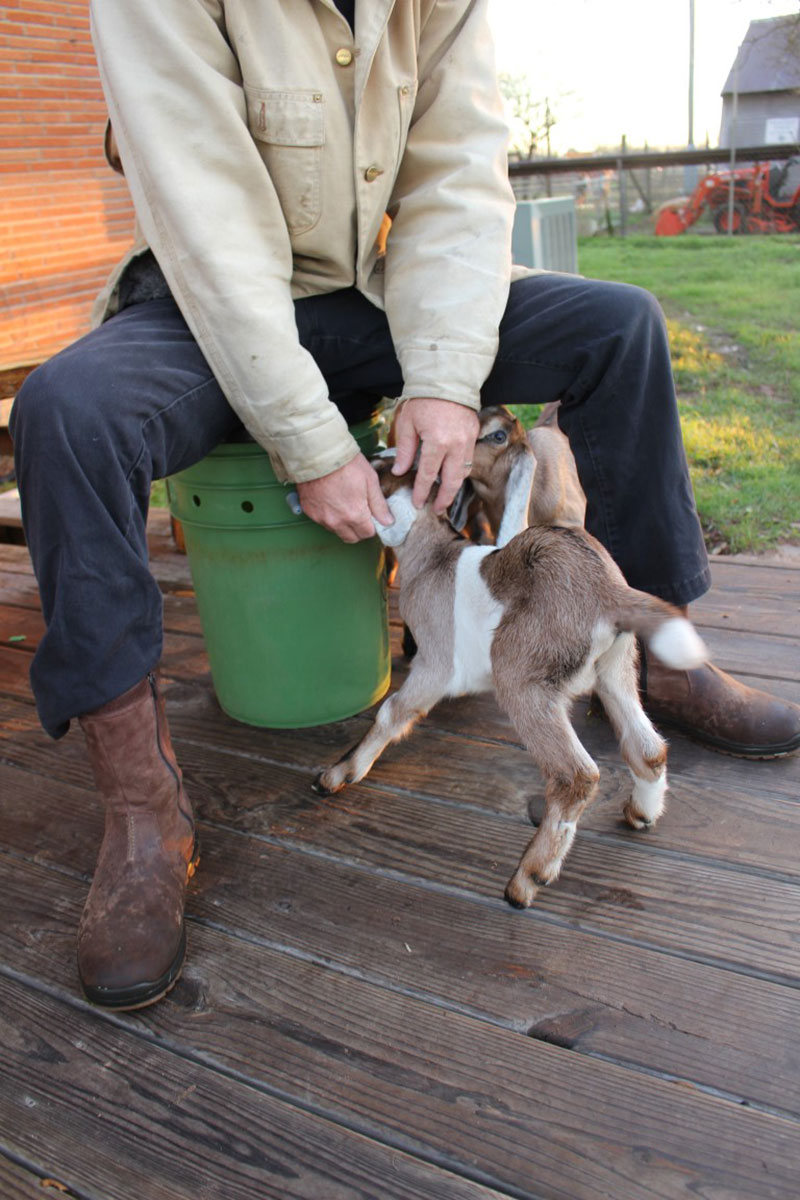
{"left": 719, "top": 14, "right": 800, "bottom": 149}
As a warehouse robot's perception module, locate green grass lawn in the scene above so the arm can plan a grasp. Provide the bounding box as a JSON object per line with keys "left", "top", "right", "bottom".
{"left": 575, "top": 234, "right": 800, "bottom": 554}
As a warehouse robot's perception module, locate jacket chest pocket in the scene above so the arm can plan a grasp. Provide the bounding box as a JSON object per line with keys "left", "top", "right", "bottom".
{"left": 244, "top": 88, "right": 325, "bottom": 235}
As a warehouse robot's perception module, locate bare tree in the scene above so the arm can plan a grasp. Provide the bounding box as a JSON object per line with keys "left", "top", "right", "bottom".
{"left": 498, "top": 73, "right": 557, "bottom": 159}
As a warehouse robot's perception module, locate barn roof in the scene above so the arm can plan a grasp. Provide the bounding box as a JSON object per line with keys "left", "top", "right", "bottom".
{"left": 721, "top": 15, "right": 800, "bottom": 95}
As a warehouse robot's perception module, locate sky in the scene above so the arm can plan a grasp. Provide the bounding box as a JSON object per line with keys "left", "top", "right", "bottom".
{"left": 486, "top": 0, "right": 799, "bottom": 153}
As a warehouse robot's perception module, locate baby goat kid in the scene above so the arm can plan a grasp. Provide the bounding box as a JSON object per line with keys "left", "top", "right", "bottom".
{"left": 315, "top": 407, "right": 707, "bottom": 908}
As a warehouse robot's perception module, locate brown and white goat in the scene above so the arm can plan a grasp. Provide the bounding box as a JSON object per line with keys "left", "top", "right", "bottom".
{"left": 315, "top": 407, "right": 707, "bottom": 908}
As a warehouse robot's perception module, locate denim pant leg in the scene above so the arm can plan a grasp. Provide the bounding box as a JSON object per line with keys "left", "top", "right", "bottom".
{"left": 483, "top": 274, "right": 711, "bottom": 605}
{"left": 11, "top": 299, "right": 242, "bottom": 738}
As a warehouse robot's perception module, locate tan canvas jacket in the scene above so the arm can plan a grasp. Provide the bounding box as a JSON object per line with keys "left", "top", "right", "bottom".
{"left": 90, "top": 0, "right": 517, "bottom": 482}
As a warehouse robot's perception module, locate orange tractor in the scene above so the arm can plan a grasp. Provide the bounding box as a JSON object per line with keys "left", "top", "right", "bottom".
{"left": 655, "top": 156, "right": 800, "bottom": 235}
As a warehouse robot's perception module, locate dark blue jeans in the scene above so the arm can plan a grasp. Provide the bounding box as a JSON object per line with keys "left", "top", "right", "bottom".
{"left": 11, "top": 274, "right": 710, "bottom": 737}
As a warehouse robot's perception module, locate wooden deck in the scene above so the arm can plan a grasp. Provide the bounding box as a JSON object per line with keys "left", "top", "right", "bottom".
{"left": 1, "top": 511, "right": 799, "bottom": 1199}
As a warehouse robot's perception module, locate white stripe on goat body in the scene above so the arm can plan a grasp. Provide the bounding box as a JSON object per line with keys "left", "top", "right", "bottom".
{"left": 447, "top": 545, "right": 505, "bottom": 697}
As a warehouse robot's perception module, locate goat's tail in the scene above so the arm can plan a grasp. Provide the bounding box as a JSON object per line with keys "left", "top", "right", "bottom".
{"left": 617, "top": 590, "right": 708, "bottom": 670}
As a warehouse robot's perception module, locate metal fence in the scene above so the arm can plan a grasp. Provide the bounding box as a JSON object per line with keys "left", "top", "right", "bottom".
{"left": 508, "top": 142, "right": 799, "bottom": 236}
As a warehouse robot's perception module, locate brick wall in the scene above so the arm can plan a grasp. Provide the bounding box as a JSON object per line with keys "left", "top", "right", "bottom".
{"left": 1, "top": 1, "right": 135, "bottom": 370}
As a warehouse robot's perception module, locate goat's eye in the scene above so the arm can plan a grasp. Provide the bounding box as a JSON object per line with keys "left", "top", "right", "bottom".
{"left": 491, "top": 429, "right": 508, "bottom": 444}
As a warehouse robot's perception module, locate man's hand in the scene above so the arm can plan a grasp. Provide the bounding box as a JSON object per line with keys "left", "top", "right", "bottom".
{"left": 391, "top": 397, "right": 479, "bottom": 513}
{"left": 296, "top": 453, "right": 394, "bottom": 543}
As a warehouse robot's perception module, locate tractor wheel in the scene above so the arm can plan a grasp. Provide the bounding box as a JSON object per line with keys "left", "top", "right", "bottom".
{"left": 713, "top": 203, "right": 749, "bottom": 234}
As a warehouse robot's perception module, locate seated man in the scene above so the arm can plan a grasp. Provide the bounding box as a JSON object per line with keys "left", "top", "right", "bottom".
{"left": 12, "top": 0, "right": 799, "bottom": 1010}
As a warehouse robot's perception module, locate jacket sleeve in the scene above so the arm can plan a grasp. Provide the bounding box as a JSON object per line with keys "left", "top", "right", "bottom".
{"left": 89, "top": 0, "right": 359, "bottom": 483}
{"left": 383, "top": 0, "right": 516, "bottom": 411}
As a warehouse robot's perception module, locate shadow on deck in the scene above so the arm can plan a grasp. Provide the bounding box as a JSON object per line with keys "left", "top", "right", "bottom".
{"left": 1, "top": 511, "right": 798, "bottom": 1199}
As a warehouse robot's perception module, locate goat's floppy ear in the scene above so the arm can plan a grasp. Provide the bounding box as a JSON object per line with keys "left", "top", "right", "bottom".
{"left": 448, "top": 479, "right": 475, "bottom": 533}
{"left": 496, "top": 445, "right": 536, "bottom": 547}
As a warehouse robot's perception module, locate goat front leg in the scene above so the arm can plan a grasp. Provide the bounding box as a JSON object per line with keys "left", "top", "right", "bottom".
{"left": 499, "top": 690, "right": 600, "bottom": 908}
{"left": 314, "top": 665, "right": 445, "bottom": 795}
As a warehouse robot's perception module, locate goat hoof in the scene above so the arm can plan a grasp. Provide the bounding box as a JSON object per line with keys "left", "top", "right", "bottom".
{"left": 313, "top": 771, "right": 348, "bottom": 796}
{"left": 313, "top": 760, "right": 354, "bottom": 794}
{"left": 623, "top": 803, "right": 652, "bottom": 830}
{"left": 504, "top": 876, "right": 537, "bottom": 909}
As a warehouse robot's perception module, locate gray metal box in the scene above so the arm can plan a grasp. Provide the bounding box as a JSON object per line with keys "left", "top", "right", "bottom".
{"left": 512, "top": 196, "right": 579, "bottom": 274}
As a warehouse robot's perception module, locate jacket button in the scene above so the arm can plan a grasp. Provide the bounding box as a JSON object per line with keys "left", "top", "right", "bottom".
{"left": 364, "top": 165, "right": 384, "bottom": 183}
{"left": 335, "top": 47, "right": 353, "bottom": 67}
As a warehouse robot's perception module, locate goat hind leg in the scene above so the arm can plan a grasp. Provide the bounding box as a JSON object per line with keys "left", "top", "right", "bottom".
{"left": 500, "top": 695, "right": 600, "bottom": 908}
{"left": 594, "top": 633, "right": 668, "bottom": 830}
{"left": 314, "top": 667, "right": 444, "bottom": 795}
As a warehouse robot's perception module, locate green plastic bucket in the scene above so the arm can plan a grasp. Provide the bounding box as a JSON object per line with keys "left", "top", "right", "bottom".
{"left": 167, "top": 416, "right": 391, "bottom": 727}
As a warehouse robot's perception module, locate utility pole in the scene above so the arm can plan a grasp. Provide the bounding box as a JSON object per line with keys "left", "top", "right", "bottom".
{"left": 727, "top": 57, "right": 739, "bottom": 236}
{"left": 619, "top": 134, "right": 628, "bottom": 237}
{"left": 685, "top": 0, "right": 698, "bottom": 193}
{"left": 545, "top": 97, "right": 553, "bottom": 196}
{"left": 688, "top": 0, "right": 695, "bottom": 147}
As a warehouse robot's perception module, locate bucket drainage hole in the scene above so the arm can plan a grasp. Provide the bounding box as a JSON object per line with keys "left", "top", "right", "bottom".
{"left": 241, "top": 501, "right": 254, "bottom": 513}
{"left": 192, "top": 495, "right": 201, "bottom": 507}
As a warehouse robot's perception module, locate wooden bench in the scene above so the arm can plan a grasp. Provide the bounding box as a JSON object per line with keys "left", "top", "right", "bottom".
{"left": 1, "top": 364, "right": 38, "bottom": 457}
{"left": 0, "top": 363, "right": 185, "bottom": 550}
{"left": 0, "top": 365, "right": 38, "bottom": 541}
{"left": 0, "top": 395, "right": 15, "bottom": 460}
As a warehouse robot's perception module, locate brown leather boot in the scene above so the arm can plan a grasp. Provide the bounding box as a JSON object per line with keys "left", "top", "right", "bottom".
{"left": 77, "top": 673, "right": 199, "bottom": 1009}
{"left": 641, "top": 651, "right": 800, "bottom": 759}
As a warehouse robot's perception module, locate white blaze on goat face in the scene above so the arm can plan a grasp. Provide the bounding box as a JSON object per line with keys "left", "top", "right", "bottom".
{"left": 447, "top": 546, "right": 505, "bottom": 697}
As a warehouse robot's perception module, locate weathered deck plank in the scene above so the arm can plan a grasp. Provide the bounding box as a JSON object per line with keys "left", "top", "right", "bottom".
{"left": 3, "top": 687, "right": 799, "bottom": 985}
{"left": 4, "top": 798, "right": 800, "bottom": 1121}
{"left": 690, "top": 561, "right": 800, "bottom": 636}
{"left": 0, "top": 1153, "right": 52, "bottom": 1200}
{"left": 0, "top": 974, "right": 509, "bottom": 1200}
{"left": 1, "top": 525, "right": 799, "bottom": 1199}
{"left": 2, "top": 856, "right": 799, "bottom": 1200}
